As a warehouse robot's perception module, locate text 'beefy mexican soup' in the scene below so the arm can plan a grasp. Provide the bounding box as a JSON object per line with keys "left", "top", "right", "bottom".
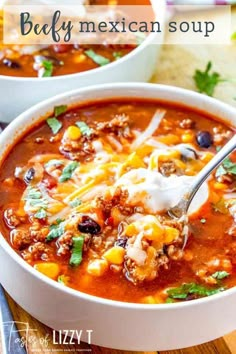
{"left": 0, "top": 0, "right": 150, "bottom": 78}
{"left": 0, "top": 98, "right": 235, "bottom": 304}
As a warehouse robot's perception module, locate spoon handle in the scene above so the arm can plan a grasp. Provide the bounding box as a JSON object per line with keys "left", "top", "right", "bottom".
{"left": 186, "top": 134, "right": 236, "bottom": 210}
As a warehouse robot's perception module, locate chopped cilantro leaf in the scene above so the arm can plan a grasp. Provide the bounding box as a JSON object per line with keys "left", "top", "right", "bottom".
{"left": 46, "top": 219, "right": 65, "bottom": 241}
{"left": 167, "top": 282, "right": 224, "bottom": 300}
{"left": 85, "top": 49, "right": 110, "bottom": 66}
{"left": 24, "top": 187, "right": 48, "bottom": 209}
{"left": 69, "top": 236, "right": 84, "bottom": 266}
{"left": 58, "top": 274, "right": 70, "bottom": 285}
{"left": 59, "top": 161, "right": 79, "bottom": 183}
{"left": 69, "top": 198, "right": 82, "bottom": 208}
{"left": 47, "top": 117, "right": 62, "bottom": 134}
{"left": 193, "top": 61, "right": 224, "bottom": 97}
{"left": 34, "top": 208, "right": 47, "bottom": 219}
{"left": 54, "top": 105, "right": 67, "bottom": 117}
{"left": 75, "top": 121, "right": 92, "bottom": 137}
{"left": 113, "top": 51, "right": 122, "bottom": 60}
{"left": 44, "top": 159, "right": 65, "bottom": 169}
{"left": 212, "top": 271, "right": 229, "bottom": 280}
{"left": 42, "top": 60, "right": 53, "bottom": 77}
{"left": 215, "top": 165, "right": 227, "bottom": 178}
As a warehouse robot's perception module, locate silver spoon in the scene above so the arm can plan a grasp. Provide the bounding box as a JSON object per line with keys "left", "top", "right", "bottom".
{"left": 169, "top": 134, "right": 236, "bottom": 220}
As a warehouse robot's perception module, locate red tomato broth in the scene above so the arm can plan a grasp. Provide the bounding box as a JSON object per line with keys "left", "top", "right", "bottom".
{"left": 0, "top": 98, "right": 235, "bottom": 304}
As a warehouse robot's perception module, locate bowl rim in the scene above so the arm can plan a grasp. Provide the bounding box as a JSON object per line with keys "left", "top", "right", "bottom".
{"left": 1, "top": 81, "right": 236, "bottom": 311}
{"left": 0, "top": 0, "right": 165, "bottom": 82}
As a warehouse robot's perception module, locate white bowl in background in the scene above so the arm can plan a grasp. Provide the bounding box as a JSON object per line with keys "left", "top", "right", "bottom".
{"left": 0, "top": 0, "right": 165, "bottom": 122}
{"left": 0, "top": 83, "right": 236, "bottom": 351}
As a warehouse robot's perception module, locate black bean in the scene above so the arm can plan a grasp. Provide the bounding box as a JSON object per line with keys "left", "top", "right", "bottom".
{"left": 78, "top": 216, "right": 101, "bottom": 235}
{"left": 3, "top": 58, "right": 21, "bottom": 69}
{"left": 115, "top": 237, "right": 128, "bottom": 248}
{"left": 196, "top": 131, "right": 213, "bottom": 148}
{"left": 24, "top": 168, "right": 35, "bottom": 184}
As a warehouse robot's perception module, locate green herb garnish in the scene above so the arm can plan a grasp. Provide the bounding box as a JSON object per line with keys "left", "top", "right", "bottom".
{"left": 216, "top": 156, "right": 236, "bottom": 177}
{"left": 42, "top": 60, "right": 53, "bottom": 77}
{"left": 193, "top": 61, "right": 224, "bottom": 97}
{"left": 69, "top": 198, "right": 82, "bottom": 208}
{"left": 24, "top": 187, "right": 48, "bottom": 209}
{"left": 166, "top": 297, "right": 175, "bottom": 303}
{"left": 58, "top": 274, "right": 70, "bottom": 285}
{"left": 113, "top": 52, "right": 122, "bottom": 60}
{"left": 54, "top": 105, "right": 67, "bottom": 117}
{"left": 59, "top": 161, "right": 79, "bottom": 183}
{"left": 212, "top": 271, "right": 229, "bottom": 280}
{"left": 69, "top": 236, "right": 84, "bottom": 266}
{"left": 85, "top": 49, "right": 110, "bottom": 66}
{"left": 44, "top": 159, "right": 65, "bottom": 169}
{"left": 47, "top": 117, "right": 62, "bottom": 134}
{"left": 75, "top": 121, "right": 92, "bottom": 137}
{"left": 34, "top": 208, "right": 47, "bottom": 219}
{"left": 46, "top": 219, "right": 65, "bottom": 241}
{"left": 167, "top": 282, "right": 224, "bottom": 300}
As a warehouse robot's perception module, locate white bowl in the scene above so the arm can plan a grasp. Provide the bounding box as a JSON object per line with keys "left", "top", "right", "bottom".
{"left": 0, "top": 0, "right": 165, "bottom": 122}
{"left": 0, "top": 83, "right": 236, "bottom": 351}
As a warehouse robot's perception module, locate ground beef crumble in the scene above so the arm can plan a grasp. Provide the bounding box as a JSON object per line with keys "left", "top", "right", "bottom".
{"left": 96, "top": 187, "right": 133, "bottom": 217}
{"left": 22, "top": 242, "right": 52, "bottom": 262}
{"left": 10, "top": 228, "right": 32, "bottom": 250}
{"left": 96, "top": 114, "right": 133, "bottom": 139}
{"left": 4, "top": 208, "right": 26, "bottom": 228}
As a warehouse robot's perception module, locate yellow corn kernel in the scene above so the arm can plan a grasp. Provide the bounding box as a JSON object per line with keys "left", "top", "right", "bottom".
{"left": 125, "top": 223, "right": 137, "bottom": 237}
{"left": 201, "top": 152, "right": 214, "bottom": 163}
{"left": 159, "top": 150, "right": 180, "bottom": 161}
{"left": 74, "top": 54, "right": 87, "bottom": 64}
{"left": 174, "top": 159, "right": 186, "bottom": 170}
{"left": 87, "top": 259, "right": 108, "bottom": 277}
{"left": 3, "top": 178, "right": 14, "bottom": 187}
{"left": 47, "top": 203, "right": 64, "bottom": 214}
{"left": 164, "top": 226, "right": 180, "bottom": 244}
{"left": 56, "top": 183, "right": 76, "bottom": 194}
{"left": 111, "top": 207, "right": 124, "bottom": 226}
{"left": 136, "top": 144, "right": 154, "bottom": 158}
{"left": 213, "top": 182, "right": 227, "bottom": 190}
{"left": 142, "top": 296, "right": 157, "bottom": 304}
{"left": 66, "top": 126, "right": 81, "bottom": 140}
{"left": 144, "top": 222, "right": 164, "bottom": 241}
{"left": 125, "top": 152, "right": 145, "bottom": 169}
{"left": 158, "top": 134, "right": 180, "bottom": 145}
{"left": 103, "top": 246, "right": 125, "bottom": 265}
{"left": 210, "top": 191, "right": 221, "bottom": 204}
{"left": 181, "top": 133, "right": 194, "bottom": 143}
{"left": 34, "top": 262, "right": 60, "bottom": 279}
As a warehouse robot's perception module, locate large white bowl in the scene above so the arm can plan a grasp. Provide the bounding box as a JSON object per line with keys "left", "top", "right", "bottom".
{"left": 0, "top": 83, "right": 236, "bottom": 351}
{"left": 0, "top": 0, "right": 165, "bottom": 122}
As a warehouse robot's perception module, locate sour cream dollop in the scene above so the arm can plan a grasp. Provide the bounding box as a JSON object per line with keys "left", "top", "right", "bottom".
{"left": 115, "top": 168, "right": 209, "bottom": 215}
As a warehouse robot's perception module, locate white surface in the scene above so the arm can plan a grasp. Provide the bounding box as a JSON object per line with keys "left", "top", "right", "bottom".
{"left": 0, "top": 83, "right": 236, "bottom": 351}
{"left": 115, "top": 168, "right": 209, "bottom": 214}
